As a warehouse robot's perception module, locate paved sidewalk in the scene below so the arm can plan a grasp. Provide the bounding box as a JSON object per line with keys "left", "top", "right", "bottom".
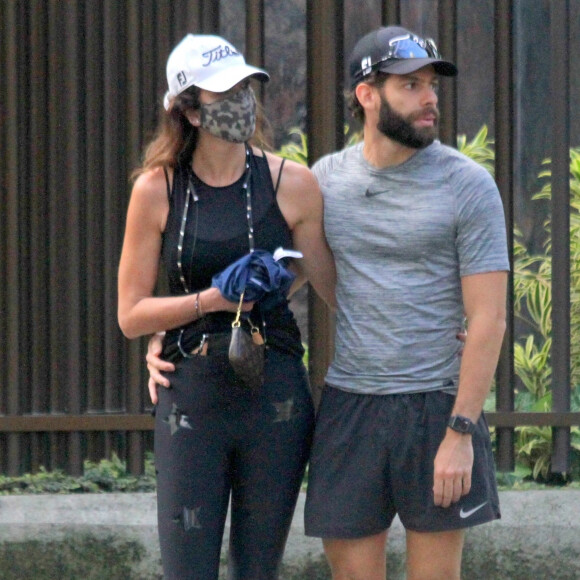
{"left": 0, "top": 490, "right": 579, "bottom": 579}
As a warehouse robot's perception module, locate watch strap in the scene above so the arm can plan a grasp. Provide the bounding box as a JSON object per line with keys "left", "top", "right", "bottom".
{"left": 447, "top": 414, "right": 476, "bottom": 434}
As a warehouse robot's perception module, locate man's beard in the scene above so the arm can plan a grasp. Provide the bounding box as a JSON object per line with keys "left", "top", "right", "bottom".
{"left": 377, "top": 93, "right": 439, "bottom": 149}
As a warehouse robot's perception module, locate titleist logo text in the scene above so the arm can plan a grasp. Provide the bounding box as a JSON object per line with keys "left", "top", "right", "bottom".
{"left": 202, "top": 45, "right": 240, "bottom": 67}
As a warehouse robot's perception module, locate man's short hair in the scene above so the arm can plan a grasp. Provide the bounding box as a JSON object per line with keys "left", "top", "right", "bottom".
{"left": 346, "top": 71, "right": 389, "bottom": 124}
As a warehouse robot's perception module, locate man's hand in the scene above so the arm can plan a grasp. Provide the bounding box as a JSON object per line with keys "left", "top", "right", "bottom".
{"left": 146, "top": 332, "right": 175, "bottom": 404}
{"left": 432, "top": 430, "right": 474, "bottom": 507}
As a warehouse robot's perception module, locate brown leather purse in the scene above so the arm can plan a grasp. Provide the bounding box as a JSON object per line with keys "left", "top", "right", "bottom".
{"left": 228, "top": 292, "right": 265, "bottom": 391}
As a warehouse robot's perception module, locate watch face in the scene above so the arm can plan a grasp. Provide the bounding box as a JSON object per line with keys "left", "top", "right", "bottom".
{"left": 449, "top": 415, "right": 474, "bottom": 433}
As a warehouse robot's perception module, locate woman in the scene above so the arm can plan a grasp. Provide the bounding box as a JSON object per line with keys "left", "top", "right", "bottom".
{"left": 117, "top": 34, "right": 335, "bottom": 580}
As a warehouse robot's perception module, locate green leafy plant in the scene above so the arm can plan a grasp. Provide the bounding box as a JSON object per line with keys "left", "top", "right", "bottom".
{"left": 468, "top": 138, "right": 580, "bottom": 480}
{"left": 456, "top": 125, "right": 495, "bottom": 175}
{"left": 459, "top": 127, "right": 580, "bottom": 481}
{"left": 511, "top": 147, "right": 580, "bottom": 479}
{"left": 531, "top": 149, "right": 580, "bottom": 384}
{"left": 276, "top": 125, "right": 362, "bottom": 165}
{"left": 513, "top": 335, "right": 552, "bottom": 405}
{"left": 0, "top": 453, "right": 156, "bottom": 495}
{"left": 277, "top": 127, "right": 309, "bottom": 165}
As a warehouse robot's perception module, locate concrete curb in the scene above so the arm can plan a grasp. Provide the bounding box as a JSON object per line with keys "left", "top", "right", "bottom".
{"left": 0, "top": 490, "right": 578, "bottom": 579}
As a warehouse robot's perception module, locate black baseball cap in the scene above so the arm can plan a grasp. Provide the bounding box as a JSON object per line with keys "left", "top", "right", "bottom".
{"left": 349, "top": 26, "right": 458, "bottom": 88}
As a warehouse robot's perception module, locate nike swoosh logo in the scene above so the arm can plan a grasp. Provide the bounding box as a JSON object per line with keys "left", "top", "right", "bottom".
{"left": 365, "top": 188, "right": 390, "bottom": 197}
{"left": 459, "top": 501, "right": 488, "bottom": 519}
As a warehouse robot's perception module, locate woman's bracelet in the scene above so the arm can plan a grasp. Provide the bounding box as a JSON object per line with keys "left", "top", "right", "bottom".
{"left": 195, "top": 292, "right": 204, "bottom": 319}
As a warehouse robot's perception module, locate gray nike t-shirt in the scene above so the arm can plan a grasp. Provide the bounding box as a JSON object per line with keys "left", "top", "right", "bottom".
{"left": 313, "top": 140, "right": 509, "bottom": 395}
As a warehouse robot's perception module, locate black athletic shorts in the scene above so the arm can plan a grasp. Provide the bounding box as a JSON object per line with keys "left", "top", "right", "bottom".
{"left": 304, "top": 386, "right": 500, "bottom": 538}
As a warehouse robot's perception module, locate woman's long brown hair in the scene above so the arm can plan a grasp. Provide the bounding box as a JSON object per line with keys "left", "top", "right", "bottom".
{"left": 131, "top": 87, "right": 201, "bottom": 180}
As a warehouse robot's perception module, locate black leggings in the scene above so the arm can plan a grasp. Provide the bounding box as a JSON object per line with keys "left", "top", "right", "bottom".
{"left": 154, "top": 348, "right": 314, "bottom": 580}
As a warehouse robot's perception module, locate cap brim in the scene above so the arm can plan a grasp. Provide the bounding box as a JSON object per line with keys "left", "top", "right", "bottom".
{"left": 195, "top": 64, "right": 270, "bottom": 93}
{"left": 378, "top": 58, "right": 458, "bottom": 77}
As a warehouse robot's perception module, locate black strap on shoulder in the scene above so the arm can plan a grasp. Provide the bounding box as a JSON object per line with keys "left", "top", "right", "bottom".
{"left": 163, "top": 166, "right": 171, "bottom": 200}
{"left": 274, "top": 158, "right": 286, "bottom": 195}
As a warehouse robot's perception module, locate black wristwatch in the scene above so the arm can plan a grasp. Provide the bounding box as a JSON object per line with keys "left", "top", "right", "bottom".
{"left": 447, "top": 415, "right": 476, "bottom": 435}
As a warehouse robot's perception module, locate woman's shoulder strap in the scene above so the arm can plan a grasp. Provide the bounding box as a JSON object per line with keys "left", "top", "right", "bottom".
{"left": 274, "top": 158, "right": 286, "bottom": 195}
{"left": 162, "top": 166, "right": 172, "bottom": 200}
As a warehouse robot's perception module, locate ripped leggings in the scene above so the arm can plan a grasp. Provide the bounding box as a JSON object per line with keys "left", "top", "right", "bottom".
{"left": 154, "top": 348, "right": 314, "bottom": 580}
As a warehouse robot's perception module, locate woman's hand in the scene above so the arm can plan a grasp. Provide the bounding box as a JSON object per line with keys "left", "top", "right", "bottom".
{"left": 202, "top": 287, "right": 255, "bottom": 314}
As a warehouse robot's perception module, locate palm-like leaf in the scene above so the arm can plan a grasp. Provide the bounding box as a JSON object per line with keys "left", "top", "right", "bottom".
{"left": 456, "top": 125, "right": 495, "bottom": 175}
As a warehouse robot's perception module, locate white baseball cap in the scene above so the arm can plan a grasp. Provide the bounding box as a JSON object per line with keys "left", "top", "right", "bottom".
{"left": 164, "top": 34, "right": 269, "bottom": 110}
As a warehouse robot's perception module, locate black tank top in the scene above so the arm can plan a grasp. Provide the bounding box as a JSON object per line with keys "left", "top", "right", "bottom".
{"left": 161, "top": 149, "right": 303, "bottom": 358}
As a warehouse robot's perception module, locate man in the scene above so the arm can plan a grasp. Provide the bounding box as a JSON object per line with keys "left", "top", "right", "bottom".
{"left": 302, "top": 26, "right": 508, "bottom": 580}
{"left": 147, "top": 25, "right": 508, "bottom": 580}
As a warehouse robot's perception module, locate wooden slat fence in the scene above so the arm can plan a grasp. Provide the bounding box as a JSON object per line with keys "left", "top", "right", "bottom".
{"left": 1, "top": 0, "right": 578, "bottom": 476}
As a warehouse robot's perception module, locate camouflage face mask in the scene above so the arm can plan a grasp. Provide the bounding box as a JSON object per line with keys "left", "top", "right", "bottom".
{"left": 198, "top": 86, "right": 257, "bottom": 143}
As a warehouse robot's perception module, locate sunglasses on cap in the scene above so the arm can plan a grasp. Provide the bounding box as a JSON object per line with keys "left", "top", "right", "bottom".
{"left": 356, "top": 34, "right": 441, "bottom": 81}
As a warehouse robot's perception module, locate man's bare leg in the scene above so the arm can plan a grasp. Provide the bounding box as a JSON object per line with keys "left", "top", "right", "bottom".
{"left": 406, "top": 529, "right": 465, "bottom": 580}
{"left": 322, "top": 530, "right": 388, "bottom": 580}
